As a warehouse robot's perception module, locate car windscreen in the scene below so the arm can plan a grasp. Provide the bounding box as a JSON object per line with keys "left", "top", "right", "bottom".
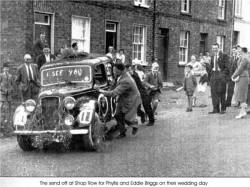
{"left": 41, "top": 65, "right": 91, "bottom": 86}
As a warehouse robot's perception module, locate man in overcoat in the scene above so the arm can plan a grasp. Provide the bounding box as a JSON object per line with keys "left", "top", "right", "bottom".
{"left": 98, "top": 63, "right": 141, "bottom": 138}
{"left": 208, "top": 43, "right": 230, "bottom": 114}
{"left": 15, "top": 54, "right": 40, "bottom": 102}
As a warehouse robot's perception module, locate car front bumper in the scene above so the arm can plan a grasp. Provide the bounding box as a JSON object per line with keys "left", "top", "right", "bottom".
{"left": 14, "top": 129, "right": 89, "bottom": 135}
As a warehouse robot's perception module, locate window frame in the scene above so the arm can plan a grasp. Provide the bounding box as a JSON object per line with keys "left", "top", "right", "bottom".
{"left": 179, "top": 30, "right": 190, "bottom": 66}
{"left": 132, "top": 24, "right": 147, "bottom": 64}
{"left": 71, "top": 15, "right": 91, "bottom": 53}
{"left": 218, "top": 0, "right": 226, "bottom": 20}
{"left": 134, "top": 0, "right": 150, "bottom": 8}
{"left": 181, "top": 0, "right": 190, "bottom": 14}
{"left": 34, "top": 12, "right": 51, "bottom": 25}
{"left": 234, "top": 0, "right": 242, "bottom": 18}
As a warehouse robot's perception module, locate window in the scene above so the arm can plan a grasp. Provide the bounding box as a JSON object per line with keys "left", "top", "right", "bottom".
{"left": 71, "top": 16, "right": 91, "bottom": 53}
{"left": 94, "top": 64, "right": 107, "bottom": 86}
{"left": 216, "top": 35, "right": 225, "bottom": 52}
{"left": 218, "top": 0, "right": 226, "bottom": 20}
{"left": 35, "top": 12, "right": 50, "bottom": 25}
{"left": 179, "top": 31, "right": 189, "bottom": 65}
{"left": 181, "top": 0, "right": 191, "bottom": 13}
{"left": 132, "top": 25, "right": 147, "bottom": 63}
{"left": 134, "top": 0, "right": 150, "bottom": 8}
{"left": 235, "top": 0, "right": 242, "bottom": 17}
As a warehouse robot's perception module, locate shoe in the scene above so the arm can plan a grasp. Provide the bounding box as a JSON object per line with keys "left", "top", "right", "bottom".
{"left": 208, "top": 111, "right": 219, "bottom": 114}
{"left": 116, "top": 133, "right": 126, "bottom": 139}
{"left": 235, "top": 113, "right": 247, "bottom": 119}
{"left": 132, "top": 127, "right": 138, "bottom": 135}
{"left": 186, "top": 108, "right": 192, "bottom": 112}
{"left": 146, "top": 122, "right": 154, "bottom": 126}
{"left": 141, "top": 114, "right": 146, "bottom": 124}
{"left": 199, "top": 104, "right": 207, "bottom": 108}
{"left": 220, "top": 110, "right": 226, "bottom": 114}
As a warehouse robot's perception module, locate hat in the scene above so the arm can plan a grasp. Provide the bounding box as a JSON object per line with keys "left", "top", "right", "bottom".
{"left": 24, "top": 54, "right": 32, "bottom": 60}
{"left": 3, "top": 63, "right": 9, "bottom": 68}
{"left": 114, "top": 62, "right": 125, "bottom": 71}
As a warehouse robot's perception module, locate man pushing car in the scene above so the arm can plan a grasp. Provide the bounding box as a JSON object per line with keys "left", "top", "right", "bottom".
{"left": 98, "top": 62, "right": 141, "bottom": 138}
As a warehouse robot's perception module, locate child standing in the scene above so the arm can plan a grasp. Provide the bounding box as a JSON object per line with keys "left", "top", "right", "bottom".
{"left": 0, "top": 63, "right": 14, "bottom": 122}
{"left": 183, "top": 64, "right": 197, "bottom": 112}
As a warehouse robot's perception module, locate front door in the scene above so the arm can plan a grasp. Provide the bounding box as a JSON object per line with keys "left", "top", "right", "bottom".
{"left": 158, "top": 28, "right": 169, "bottom": 81}
{"left": 105, "top": 21, "right": 118, "bottom": 53}
{"left": 34, "top": 12, "right": 51, "bottom": 49}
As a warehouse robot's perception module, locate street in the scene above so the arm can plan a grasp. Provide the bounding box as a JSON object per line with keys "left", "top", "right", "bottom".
{"left": 1, "top": 89, "right": 250, "bottom": 177}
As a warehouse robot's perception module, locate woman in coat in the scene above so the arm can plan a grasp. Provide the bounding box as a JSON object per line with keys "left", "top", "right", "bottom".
{"left": 232, "top": 47, "right": 250, "bottom": 119}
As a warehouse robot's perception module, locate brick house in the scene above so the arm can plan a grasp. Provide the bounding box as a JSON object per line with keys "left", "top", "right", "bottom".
{"left": 154, "top": 0, "right": 234, "bottom": 81}
{"left": 1, "top": 0, "right": 233, "bottom": 82}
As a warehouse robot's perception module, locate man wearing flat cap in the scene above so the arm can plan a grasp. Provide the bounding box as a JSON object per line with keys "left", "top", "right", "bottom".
{"left": 16, "top": 54, "right": 40, "bottom": 102}
{"left": 36, "top": 47, "right": 55, "bottom": 70}
{"left": 98, "top": 63, "right": 141, "bottom": 138}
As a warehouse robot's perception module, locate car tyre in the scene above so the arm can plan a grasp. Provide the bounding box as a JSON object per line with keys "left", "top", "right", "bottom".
{"left": 82, "top": 114, "right": 105, "bottom": 152}
{"left": 17, "top": 135, "right": 34, "bottom": 151}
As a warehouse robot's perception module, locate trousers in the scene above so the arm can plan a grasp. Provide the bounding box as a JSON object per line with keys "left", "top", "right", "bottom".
{"left": 210, "top": 71, "right": 227, "bottom": 112}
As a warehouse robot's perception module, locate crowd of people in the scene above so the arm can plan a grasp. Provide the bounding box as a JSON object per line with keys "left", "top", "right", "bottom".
{"left": 0, "top": 32, "right": 164, "bottom": 139}
{"left": 183, "top": 43, "right": 250, "bottom": 119}
{"left": 1, "top": 32, "right": 250, "bottom": 137}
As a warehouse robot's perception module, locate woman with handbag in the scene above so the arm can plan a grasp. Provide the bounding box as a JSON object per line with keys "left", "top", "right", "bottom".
{"left": 232, "top": 47, "right": 250, "bottom": 119}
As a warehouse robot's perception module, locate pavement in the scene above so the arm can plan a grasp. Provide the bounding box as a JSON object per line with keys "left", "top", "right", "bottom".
{"left": 0, "top": 89, "right": 250, "bottom": 177}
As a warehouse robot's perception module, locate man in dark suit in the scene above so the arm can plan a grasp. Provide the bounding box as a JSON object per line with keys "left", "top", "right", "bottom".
{"left": 98, "top": 63, "right": 141, "bottom": 138}
{"left": 33, "top": 33, "right": 48, "bottom": 59}
{"left": 226, "top": 46, "right": 238, "bottom": 107}
{"left": 126, "top": 63, "right": 155, "bottom": 126}
{"left": 36, "top": 47, "right": 55, "bottom": 70}
{"left": 208, "top": 43, "right": 230, "bottom": 114}
{"left": 15, "top": 54, "right": 40, "bottom": 102}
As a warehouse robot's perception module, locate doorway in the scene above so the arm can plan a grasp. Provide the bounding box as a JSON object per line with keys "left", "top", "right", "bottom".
{"left": 105, "top": 21, "right": 118, "bottom": 53}
{"left": 158, "top": 28, "right": 169, "bottom": 81}
{"left": 199, "top": 33, "right": 208, "bottom": 55}
{"left": 34, "top": 12, "right": 51, "bottom": 49}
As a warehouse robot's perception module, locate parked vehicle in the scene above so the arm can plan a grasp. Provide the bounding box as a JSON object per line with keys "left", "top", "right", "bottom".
{"left": 13, "top": 52, "right": 118, "bottom": 151}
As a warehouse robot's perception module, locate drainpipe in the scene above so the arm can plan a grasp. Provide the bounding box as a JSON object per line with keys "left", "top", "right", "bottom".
{"left": 230, "top": 0, "right": 235, "bottom": 54}
{"left": 152, "top": 0, "right": 156, "bottom": 62}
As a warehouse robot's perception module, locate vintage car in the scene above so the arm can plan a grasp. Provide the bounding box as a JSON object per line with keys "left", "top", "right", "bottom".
{"left": 13, "top": 53, "right": 118, "bottom": 151}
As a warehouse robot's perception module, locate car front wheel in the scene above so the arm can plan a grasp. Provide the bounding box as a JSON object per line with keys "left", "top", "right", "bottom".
{"left": 82, "top": 114, "right": 104, "bottom": 152}
{"left": 17, "top": 135, "right": 35, "bottom": 151}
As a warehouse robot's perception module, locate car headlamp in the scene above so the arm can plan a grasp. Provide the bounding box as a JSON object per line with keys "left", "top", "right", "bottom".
{"left": 63, "top": 96, "right": 76, "bottom": 110}
{"left": 64, "top": 115, "right": 74, "bottom": 126}
{"left": 24, "top": 99, "right": 36, "bottom": 113}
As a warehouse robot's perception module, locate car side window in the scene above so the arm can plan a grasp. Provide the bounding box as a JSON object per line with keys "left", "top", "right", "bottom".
{"left": 94, "top": 64, "right": 107, "bottom": 86}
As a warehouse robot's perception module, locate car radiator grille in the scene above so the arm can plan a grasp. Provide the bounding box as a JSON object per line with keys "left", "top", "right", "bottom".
{"left": 41, "top": 97, "right": 60, "bottom": 130}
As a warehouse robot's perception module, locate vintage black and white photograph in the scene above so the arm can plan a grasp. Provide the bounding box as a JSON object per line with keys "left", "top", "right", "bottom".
{"left": 1, "top": 0, "right": 250, "bottom": 185}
